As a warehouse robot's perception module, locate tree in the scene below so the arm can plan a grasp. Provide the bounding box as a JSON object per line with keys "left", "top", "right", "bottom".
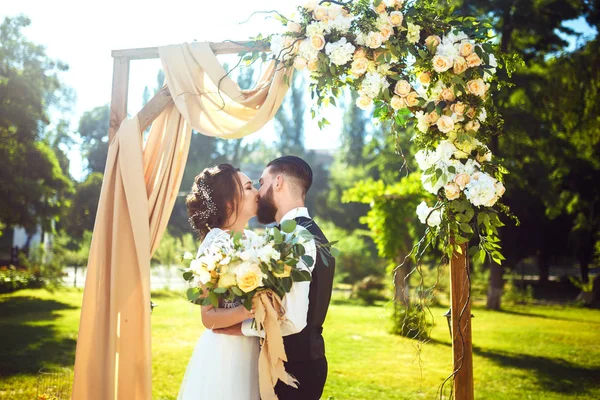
{"left": 78, "top": 105, "right": 109, "bottom": 175}
{"left": 0, "top": 15, "right": 73, "bottom": 239}
{"left": 274, "top": 73, "right": 307, "bottom": 156}
{"left": 61, "top": 173, "right": 103, "bottom": 246}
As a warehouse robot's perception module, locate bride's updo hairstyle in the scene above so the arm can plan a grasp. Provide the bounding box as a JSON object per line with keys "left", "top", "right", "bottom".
{"left": 186, "top": 164, "right": 243, "bottom": 240}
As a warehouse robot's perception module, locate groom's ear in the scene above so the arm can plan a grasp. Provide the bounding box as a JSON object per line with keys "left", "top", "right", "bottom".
{"left": 274, "top": 175, "right": 284, "bottom": 191}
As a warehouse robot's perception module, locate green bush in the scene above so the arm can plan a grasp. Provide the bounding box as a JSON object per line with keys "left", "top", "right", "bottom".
{"left": 316, "top": 219, "right": 384, "bottom": 285}
{"left": 352, "top": 275, "right": 388, "bottom": 305}
{"left": 390, "top": 303, "right": 432, "bottom": 340}
{"left": 0, "top": 265, "right": 41, "bottom": 293}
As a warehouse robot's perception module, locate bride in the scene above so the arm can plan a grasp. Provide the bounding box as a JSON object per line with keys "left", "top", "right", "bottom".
{"left": 178, "top": 163, "right": 261, "bottom": 400}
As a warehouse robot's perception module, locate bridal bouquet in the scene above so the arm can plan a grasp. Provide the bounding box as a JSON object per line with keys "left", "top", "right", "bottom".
{"left": 182, "top": 220, "right": 314, "bottom": 310}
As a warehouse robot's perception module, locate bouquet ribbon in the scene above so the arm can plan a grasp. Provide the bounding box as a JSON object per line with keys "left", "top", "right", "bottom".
{"left": 253, "top": 289, "right": 298, "bottom": 400}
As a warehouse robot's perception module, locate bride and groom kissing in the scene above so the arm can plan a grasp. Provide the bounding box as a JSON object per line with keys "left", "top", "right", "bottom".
{"left": 178, "top": 156, "right": 336, "bottom": 400}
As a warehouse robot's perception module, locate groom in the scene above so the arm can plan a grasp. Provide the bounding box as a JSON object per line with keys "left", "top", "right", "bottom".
{"left": 216, "top": 155, "right": 335, "bottom": 400}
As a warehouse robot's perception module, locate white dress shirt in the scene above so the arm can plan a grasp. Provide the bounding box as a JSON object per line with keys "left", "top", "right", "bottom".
{"left": 241, "top": 207, "right": 316, "bottom": 338}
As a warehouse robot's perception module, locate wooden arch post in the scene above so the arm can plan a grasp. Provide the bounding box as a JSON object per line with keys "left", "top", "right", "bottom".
{"left": 450, "top": 243, "right": 474, "bottom": 400}
{"left": 106, "top": 40, "right": 474, "bottom": 400}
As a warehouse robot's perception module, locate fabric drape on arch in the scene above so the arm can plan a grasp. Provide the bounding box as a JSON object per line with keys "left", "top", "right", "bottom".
{"left": 72, "top": 42, "right": 292, "bottom": 400}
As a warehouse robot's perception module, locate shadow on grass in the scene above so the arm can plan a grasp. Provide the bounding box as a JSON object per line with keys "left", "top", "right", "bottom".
{"left": 474, "top": 346, "right": 600, "bottom": 395}
{"left": 488, "top": 308, "right": 600, "bottom": 325}
{"left": 0, "top": 296, "right": 77, "bottom": 376}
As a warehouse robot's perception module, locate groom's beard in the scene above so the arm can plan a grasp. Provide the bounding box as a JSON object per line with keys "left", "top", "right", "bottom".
{"left": 256, "top": 185, "right": 278, "bottom": 225}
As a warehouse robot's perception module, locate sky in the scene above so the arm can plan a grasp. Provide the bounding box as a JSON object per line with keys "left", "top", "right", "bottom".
{"left": 1, "top": 0, "right": 343, "bottom": 181}
{"left": 1, "top": 1, "right": 597, "bottom": 181}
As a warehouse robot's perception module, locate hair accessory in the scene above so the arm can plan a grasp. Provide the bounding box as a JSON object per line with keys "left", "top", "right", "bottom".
{"left": 190, "top": 179, "right": 217, "bottom": 222}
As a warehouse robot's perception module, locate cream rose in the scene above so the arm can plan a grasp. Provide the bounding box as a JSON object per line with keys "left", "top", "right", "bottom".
{"left": 451, "top": 101, "right": 466, "bottom": 115}
{"left": 287, "top": 21, "right": 302, "bottom": 33}
{"left": 426, "top": 110, "right": 440, "bottom": 124}
{"left": 418, "top": 72, "right": 431, "bottom": 85}
{"left": 440, "top": 88, "right": 456, "bottom": 102}
{"left": 454, "top": 173, "right": 471, "bottom": 189}
{"left": 405, "top": 91, "right": 420, "bottom": 107}
{"left": 217, "top": 273, "right": 237, "bottom": 289}
{"left": 303, "top": 0, "right": 318, "bottom": 11}
{"left": 310, "top": 34, "right": 326, "bottom": 50}
{"left": 350, "top": 58, "right": 369, "bottom": 76}
{"left": 389, "top": 11, "right": 404, "bottom": 26}
{"left": 380, "top": 24, "right": 394, "bottom": 41}
{"left": 436, "top": 115, "right": 455, "bottom": 133}
{"left": 356, "top": 94, "right": 373, "bottom": 110}
{"left": 237, "top": 264, "right": 262, "bottom": 293}
{"left": 495, "top": 181, "right": 506, "bottom": 197}
{"left": 425, "top": 35, "right": 441, "bottom": 50}
{"left": 432, "top": 55, "right": 452, "bottom": 73}
{"left": 445, "top": 182, "right": 461, "bottom": 200}
{"left": 366, "top": 32, "right": 384, "bottom": 49}
{"left": 374, "top": 1, "right": 387, "bottom": 13}
{"left": 459, "top": 41, "right": 474, "bottom": 57}
{"left": 314, "top": 6, "right": 328, "bottom": 21}
{"left": 354, "top": 47, "right": 367, "bottom": 58}
{"left": 293, "top": 57, "right": 307, "bottom": 70}
{"left": 307, "top": 58, "right": 319, "bottom": 71}
{"left": 477, "top": 150, "right": 492, "bottom": 163}
{"left": 467, "top": 79, "right": 486, "bottom": 97}
{"left": 394, "top": 79, "right": 412, "bottom": 96}
{"left": 466, "top": 52, "right": 482, "bottom": 68}
{"left": 465, "top": 120, "right": 481, "bottom": 132}
{"left": 453, "top": 56, "right": 468, "bottom": 75}
{"left": 390, "top": 95, "right": 406, "bottom": 110}
{"left": 466, "top": 107, "right": 476, "bottom": 119}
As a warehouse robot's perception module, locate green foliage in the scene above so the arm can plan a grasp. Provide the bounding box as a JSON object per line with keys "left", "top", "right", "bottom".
{"left": 351, "top": 275, "right": 388, "bottom": 305}
{"left": 78, "top": 105, "right": 109, "bottom": 174}
{"left": 317, "top": 219, "right": 383, "bottom": 284}
{"left": 390, "top": 303, "right": 432, "bottom": 340}
{"left": 0, "top": 15, "right": 73, "bottom": 235}
{"left": 61, "top": 173, "right": 103, "bottom": 245}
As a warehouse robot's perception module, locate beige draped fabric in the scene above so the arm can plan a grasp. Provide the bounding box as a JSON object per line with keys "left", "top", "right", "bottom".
{"left": 72, "top": 42, "right": 292, "bottom": 399}
{"left": 253, "top": 290, "right": 299, "bottom": 400}
{"left": 160, "top": 42, "right": 293, "bottom": 139}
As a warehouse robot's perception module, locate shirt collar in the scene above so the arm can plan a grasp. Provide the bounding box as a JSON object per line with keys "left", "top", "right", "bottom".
{"left": 279, "top": 207, "right": 310, "bottom": 223}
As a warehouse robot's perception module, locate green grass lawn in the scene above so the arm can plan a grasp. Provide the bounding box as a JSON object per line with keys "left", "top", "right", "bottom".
{"left": 1, "top": 288, "right": 599, "bottom": 399}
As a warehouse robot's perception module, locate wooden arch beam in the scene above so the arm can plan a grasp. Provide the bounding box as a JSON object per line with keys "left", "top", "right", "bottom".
{"left": 108, "top": 40, "right": 269, "bottom": 140}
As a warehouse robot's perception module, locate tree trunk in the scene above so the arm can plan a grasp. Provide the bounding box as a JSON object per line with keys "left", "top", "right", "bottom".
{"left": 592, "top": 273, "right": 600, "bottom": 305}
{"left": 538, "top": 252, "right": 550, "bottom": 283}
{"left": 394, "top": 257, "right": 411, "bottom": 308}
{"left": 486, "top": 262, "right": 503, "bottom": 310}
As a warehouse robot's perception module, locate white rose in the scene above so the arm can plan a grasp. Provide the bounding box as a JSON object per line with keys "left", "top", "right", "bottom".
{"left": 454, "top": 173, "right": 471, "bottom": 189}
{"left": 327, "top": 5, "right": 343, "bottom": 18}
{"left": 415, "top": 111, "right": 429, "bottom": 133}
{"left": 416, "top": 201, "right": 431, "bottom": 224}
{"left": 495, "top": 181, "right": 506, "bottom": 197}
{"left": 325, "top": 37, "right": 355, "bottom": 66}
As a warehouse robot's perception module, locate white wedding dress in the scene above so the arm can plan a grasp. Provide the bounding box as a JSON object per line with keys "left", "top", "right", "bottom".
{"left": 177, "top": 228, "right": 260, "bottom": 400}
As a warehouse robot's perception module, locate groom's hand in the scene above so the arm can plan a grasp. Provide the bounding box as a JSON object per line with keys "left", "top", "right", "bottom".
{"left": 214, "top": 322, "right": 243, "bottom": 336}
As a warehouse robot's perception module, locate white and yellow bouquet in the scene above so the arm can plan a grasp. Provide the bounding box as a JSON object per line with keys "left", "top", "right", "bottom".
{"left": 182, "top": 220, "right": 315, "bottom": 309}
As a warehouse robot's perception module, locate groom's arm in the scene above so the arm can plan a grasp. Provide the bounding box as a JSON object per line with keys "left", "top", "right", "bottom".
{"left": 241, "top": 230, "right": 317, "bottom": 338}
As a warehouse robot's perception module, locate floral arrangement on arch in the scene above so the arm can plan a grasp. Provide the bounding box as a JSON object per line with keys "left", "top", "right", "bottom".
{"left": 246, "top": 0, "right": 513, "bottom": 263}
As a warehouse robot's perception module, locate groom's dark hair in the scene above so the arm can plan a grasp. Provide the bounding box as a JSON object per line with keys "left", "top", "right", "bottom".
{"left": 267, "top": 156, "right": 313, "bottom": 197}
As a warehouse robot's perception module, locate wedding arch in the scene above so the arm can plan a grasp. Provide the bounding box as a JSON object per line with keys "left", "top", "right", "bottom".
{"left": 72, "top": 2, "right": 515, "bottom": 399}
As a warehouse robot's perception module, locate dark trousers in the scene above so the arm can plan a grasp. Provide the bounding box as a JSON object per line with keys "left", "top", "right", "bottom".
{"left": 274, "top": 357, "right": 328, "bottom": 400}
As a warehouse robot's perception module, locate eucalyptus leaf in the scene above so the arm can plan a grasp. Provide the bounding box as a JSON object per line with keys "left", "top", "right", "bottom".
{"left": 281, "top": 220, "right": 298, "bottom": 234}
